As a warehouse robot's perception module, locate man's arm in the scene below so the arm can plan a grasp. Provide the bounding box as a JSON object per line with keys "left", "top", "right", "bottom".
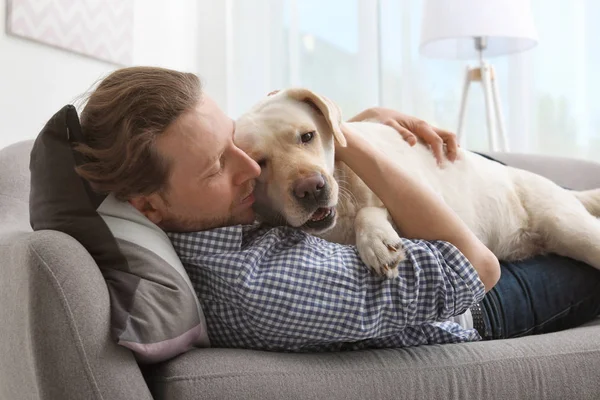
{"left": 170, "top": 226, "right": 485, "bottom": 348}
{"left": 336, "top": 127, "right": 500, "bottom": 292}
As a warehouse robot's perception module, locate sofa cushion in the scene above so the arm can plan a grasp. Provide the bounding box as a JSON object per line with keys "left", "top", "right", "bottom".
{"left": 28, "top": 105, "right": 209, "bottom": 363}
{"left": 145, "top": 318, "right": 600, "bottom": 400}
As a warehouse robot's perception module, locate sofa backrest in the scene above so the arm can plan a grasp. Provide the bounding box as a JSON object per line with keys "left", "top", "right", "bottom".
{"left": 0, "top": 140, "right": 33, "bottom": 233}
{"left": 0, "top": 138, "right": 154, "bottom": 400}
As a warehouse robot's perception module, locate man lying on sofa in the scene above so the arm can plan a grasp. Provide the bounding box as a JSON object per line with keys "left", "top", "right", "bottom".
{"left": 72, "top": 66, "right": 600, "bottom": 351}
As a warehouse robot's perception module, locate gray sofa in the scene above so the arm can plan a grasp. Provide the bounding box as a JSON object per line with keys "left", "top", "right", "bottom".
{"left": 1, "top": 139, "right": 599, "bottom": 400}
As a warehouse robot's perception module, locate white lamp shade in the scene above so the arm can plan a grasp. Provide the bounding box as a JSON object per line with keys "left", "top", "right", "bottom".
{"left": 420, "top": 0, "right": 538, "bottom": 59}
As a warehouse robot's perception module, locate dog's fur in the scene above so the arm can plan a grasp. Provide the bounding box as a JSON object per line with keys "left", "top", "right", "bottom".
{"left": 235, "top": 88, "right": 600, "bottom": 278}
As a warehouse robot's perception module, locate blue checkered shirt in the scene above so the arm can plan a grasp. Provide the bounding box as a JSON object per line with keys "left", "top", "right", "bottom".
{"left": 168, "top": 224, "right": 485, "bottom": 352}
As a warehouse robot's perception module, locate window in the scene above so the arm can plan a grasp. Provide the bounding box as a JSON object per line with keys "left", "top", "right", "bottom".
{"left": 220, "top": 0, "right": 599, "bottom": 159}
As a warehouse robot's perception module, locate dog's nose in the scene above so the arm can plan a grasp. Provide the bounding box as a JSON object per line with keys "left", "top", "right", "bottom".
{"left": 293, "top": 174, "right": 326, "bottom": 204}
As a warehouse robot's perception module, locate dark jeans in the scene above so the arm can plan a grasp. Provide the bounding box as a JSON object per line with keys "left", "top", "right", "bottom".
{"left": 478, "top": 254, "right": 600, "bottom": 340}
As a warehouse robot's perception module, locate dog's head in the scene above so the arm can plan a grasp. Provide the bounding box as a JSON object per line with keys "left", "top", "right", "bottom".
{"left": 235, "top": 88, "right": 346, "bottom": 233}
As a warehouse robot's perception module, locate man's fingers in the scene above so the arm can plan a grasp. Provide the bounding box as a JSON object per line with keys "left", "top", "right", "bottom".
{"left": 435, "top": 128, "right": 459, "bottom": 162}
{"left": 412, "top": 122, "right": 444, "bottom": 164}
{"left": 428, "top": 134, "right": 445, "bottom": 165}
{"left": 386, "top": 119, "right": 417, "bottom": 146}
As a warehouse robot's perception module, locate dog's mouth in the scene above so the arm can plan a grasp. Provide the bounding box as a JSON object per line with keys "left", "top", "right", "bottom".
{"left": 301, "top": 207, "right": 337, "bottom": 231}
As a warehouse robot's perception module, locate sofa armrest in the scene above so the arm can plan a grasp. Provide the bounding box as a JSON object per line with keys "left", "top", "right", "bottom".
{"left": 483, "top": 151, "right": 600, "bottom": 190}
{"left": 0, "top": 229, "right": 153, "bottom": 400}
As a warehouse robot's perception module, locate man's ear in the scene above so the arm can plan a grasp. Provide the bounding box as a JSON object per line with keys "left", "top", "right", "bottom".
{"left": 283, "top": 88, "right": 347, "bottom": 147}
{"left": 128, "top": 194, "right": 164, "bottom": 225}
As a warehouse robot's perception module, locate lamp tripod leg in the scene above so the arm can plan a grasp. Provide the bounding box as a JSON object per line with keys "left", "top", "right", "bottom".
{"left": 490, "top": 70, "right": 509, "bottom": 152}
{"left": 481, "top": 63, "right": 499, "bottom": 151}
{"left": 457, "top": 66, "right": 471, "bottom": 148}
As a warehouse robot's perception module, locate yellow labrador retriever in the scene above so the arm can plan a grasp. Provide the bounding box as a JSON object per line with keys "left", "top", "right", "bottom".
{"left": 234, "top": 88, "right": 600, "bottom": 278}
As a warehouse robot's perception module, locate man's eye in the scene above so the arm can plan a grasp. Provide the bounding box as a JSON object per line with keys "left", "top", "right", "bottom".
{"left": 209, "top": 157, "right": 225, "bottom": 177}
{"left": 300, "top": 131, "right": 315, "bottom": 143}
{"left": 210, "top": 168, "right": 222, "bottom": 178}
{"left": 257, "top": 159, "right": 267, "bottom": 169}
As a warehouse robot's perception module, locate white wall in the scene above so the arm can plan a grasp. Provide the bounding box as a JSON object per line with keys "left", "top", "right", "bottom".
{"left": 0, "top": 0, "right": 199, "bottom": 150}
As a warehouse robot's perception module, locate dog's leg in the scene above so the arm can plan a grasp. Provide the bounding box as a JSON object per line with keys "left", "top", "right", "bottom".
{"left": 574, "top": 189, "right": 600, "bottom": 217}
{"left": 521, "top": 185, "right": 600, "bottom": 270}
{"left": 540, "top": 207, "right": 600, "bottom": 270}
{"left": 354, "top": 207, "right": 406, "bottom": 279}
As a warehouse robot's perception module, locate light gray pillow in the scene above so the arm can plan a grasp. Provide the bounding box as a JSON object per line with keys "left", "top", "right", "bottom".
{"left": 98, "top": 194, "right": 210, "bottom": 362}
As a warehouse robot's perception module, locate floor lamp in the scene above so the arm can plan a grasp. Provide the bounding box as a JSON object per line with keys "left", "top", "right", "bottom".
{"left": 419, "top": 0, "right": 538, "bottom": 152}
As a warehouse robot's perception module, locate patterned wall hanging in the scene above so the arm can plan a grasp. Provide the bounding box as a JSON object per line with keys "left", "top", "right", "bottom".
{"left": 6, "top": 0, "right": 134, "bottom": 65}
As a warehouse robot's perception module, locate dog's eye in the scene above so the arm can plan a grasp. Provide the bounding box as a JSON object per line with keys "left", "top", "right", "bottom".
{"left": 300, "top": 131, "right": 315, "bottom": 143}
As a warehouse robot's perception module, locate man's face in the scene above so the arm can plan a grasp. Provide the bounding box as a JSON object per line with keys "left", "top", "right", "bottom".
{"left": 131, "top": 96, "right": 261, "bottom": 232}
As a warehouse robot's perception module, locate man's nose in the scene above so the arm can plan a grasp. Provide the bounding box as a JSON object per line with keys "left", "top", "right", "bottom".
{"left": 233, "top": 148, "right": 261, "bottom": 185}
{"left": 293, "top": 173, "right": 326, "bottom": 208}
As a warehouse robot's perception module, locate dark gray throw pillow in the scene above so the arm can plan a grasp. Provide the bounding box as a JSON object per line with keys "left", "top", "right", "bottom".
{"left": 29, "top": 105, "right": 209, "bottom": 363}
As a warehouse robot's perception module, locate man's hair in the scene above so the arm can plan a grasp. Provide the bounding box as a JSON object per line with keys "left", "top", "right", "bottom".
{"left": 74, "top": 66, "right": 202, "bottom": 201}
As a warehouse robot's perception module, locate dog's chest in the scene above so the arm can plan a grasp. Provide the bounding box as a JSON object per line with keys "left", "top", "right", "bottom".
{"left": 318, "top": 164, "right": 383, "bottom": 245}
{"left": 317, "top": 216, "right": 356, "bottom": 244}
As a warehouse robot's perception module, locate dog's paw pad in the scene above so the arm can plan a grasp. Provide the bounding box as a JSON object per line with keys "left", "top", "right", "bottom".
{"left": 357, "top": 235, "right": 406, "bottom": 279}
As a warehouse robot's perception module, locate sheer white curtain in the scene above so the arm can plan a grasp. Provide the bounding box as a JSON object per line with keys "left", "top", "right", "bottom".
{"left": 201, "top": 0, "right": 599, "bottom": 160}
{"left": 222, "top": 0, "right": 380, "bottom": 120}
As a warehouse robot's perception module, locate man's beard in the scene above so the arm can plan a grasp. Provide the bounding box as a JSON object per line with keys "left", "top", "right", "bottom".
{"left": 159, "top": 182, "right": 256, "bottom": 233}
{"left": 159, "top": 208, "right": 244, "bottom": 233}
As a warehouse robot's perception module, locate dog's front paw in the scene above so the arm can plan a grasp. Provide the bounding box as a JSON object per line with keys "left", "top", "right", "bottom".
{"left": 356, "top": 228, "right": 406, "bottom": 279}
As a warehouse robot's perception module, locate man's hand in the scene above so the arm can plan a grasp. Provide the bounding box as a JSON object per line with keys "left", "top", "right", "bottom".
{"left": 349, "top": 107, "right": 459, "bottom": 164}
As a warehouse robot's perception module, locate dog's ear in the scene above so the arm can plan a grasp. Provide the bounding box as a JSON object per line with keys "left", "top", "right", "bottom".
{"left": 284, "top": 88, "right": 347, "bottom": 147}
